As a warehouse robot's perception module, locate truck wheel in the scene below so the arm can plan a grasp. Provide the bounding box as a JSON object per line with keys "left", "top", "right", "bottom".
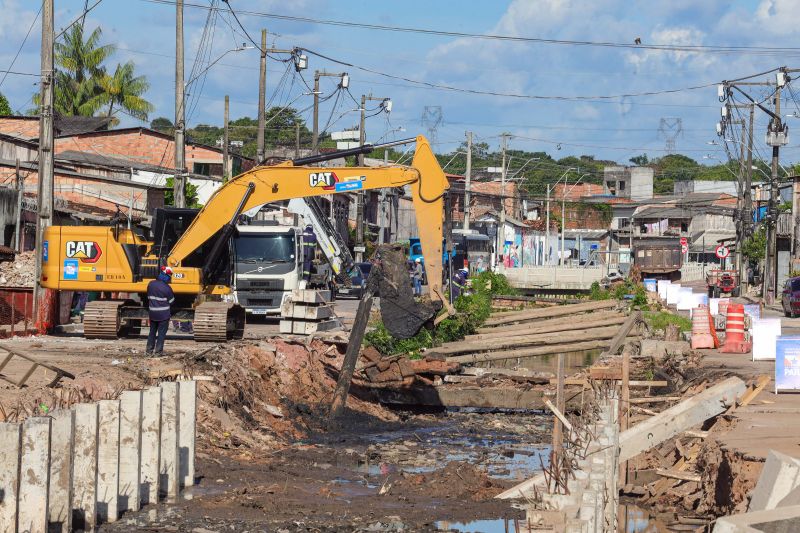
{"left": 707, "top": 287, "right": 714, "bottom": 298}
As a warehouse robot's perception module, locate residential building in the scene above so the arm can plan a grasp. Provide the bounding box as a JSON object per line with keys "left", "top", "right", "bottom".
{"left": 603, "top": 165, "right": 654, "bottom": 200}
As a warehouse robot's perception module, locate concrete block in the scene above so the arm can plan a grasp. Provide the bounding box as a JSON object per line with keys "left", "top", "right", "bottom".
{"left": 0, "top": 422, "right": 22, "bottom": 533}
{"left": 119, "top": 390, "right": 142, "bottom": 514}
{"left": 639, "top": 339, "right": 691, "bottom": 358}
{"left": 282, "top": 303, "right": 333, "bottom": 320}
{"left": 48, "top": 410, "right": 75, "bottom": 533}
{"left": 159, "top": 382, "right": 180, "bottom": 502}
{"left": 279, "top": 319, "right": 293, "bottom": 334}
{"left": 714, "top": 504, "right": 800, "bottom": 533}
{"left": 178, "top": 380, "right": 196, "bottom": 488}
{"left": 140, "top": 387, "right": 161, "bottom": 506}
{"left": 96, "top": 400, "right": 120, "bottom": 524}
{"left": 291, "top": 288, "right": 331, "bottom": 303}
{"left": 292, "top": 318, "right": 340, "bottom": 334}
{"left": 72, "top": 403, "right": 98, "bottom": 532}
{"left": 18, "top": 417, "right": 51, "bottom": 533}
{"left": 748, "top": 450, "right": 800, "bottom": 512}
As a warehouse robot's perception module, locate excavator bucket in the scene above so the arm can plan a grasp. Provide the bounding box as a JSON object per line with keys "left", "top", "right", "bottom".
{"left": 372, "top": 245, "right": 438, "bottom": 339}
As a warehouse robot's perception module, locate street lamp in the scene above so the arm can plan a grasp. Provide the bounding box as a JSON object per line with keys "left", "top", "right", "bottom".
{"left": 185, "top": 45, "right": 254, "bottom": 87}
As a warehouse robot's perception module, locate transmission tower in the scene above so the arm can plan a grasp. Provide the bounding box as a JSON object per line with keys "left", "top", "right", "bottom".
{"left": 658, "top": 117, "right": 683, "bottom": 154}
{"left": 421, "top": 106, "right": 443, "bottom": 148}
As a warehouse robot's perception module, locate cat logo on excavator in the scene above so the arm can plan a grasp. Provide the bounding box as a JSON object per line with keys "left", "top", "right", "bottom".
{"left": 309, "top": 171, "right": 338, "bottom": 190}
{"left": 65, "top": 241, "right": 102, "bottom": 263}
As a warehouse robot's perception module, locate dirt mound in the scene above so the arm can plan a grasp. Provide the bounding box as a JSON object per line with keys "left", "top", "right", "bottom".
{"left": 185, "top": 338, "right": 398, "bottom": 455}
{"left": 392, "top": 461, "right": 507, "bottom": 501}
{"left": 0, "top": 251, "right": 35, "bottom": 287}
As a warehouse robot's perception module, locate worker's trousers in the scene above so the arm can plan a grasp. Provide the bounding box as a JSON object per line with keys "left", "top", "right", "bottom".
{"left": 146, "top": 319, "right": 169, "bottom": 355}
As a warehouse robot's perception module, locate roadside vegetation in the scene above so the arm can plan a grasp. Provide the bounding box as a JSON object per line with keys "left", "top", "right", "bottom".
{"left": 643, "top": 310, "right": 692, "bottom": 333}
{"left": 588, "top": 280, "right": 648, "bottom": 308}
{"left": 364, "top": 271, "right": 515, "bottom": 358}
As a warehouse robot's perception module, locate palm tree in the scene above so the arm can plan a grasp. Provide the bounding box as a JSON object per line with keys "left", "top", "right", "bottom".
{"left": 99, "top": 62, "right": 154, "bottom": 122}
{"left": 40, "top": 25, "right": 115, "bottom": 116}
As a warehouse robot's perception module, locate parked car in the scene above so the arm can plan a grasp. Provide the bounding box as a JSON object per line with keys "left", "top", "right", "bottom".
{"left": 336, "top": 262, "right": 373, "bottom": 299}
{"left": 781, "top": 277, "right": 800, "bottom": 317}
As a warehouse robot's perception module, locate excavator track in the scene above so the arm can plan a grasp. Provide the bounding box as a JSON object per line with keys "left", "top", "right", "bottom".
{"left": 83, "top": 300, "right": 125, "bottom": 339}
{"left": 193, "top": 302, "right": 245, "bottom": 342}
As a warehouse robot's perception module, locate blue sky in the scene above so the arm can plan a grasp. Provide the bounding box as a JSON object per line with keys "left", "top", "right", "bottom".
{"left": 2, "top": 0, "right": 799, "bottom": 167}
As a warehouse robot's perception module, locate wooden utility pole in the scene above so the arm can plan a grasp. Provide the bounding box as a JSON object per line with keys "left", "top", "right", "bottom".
{"left": 173, "top": 0, "right": 186, "bottom": 207}
{"left": 312, "top": 72, "right": 320, "bottom": 155}
{"left": 256, "top": 29, "right": 267, "bottom": 163}
{"left": 14, "top": 159, "right": 22, "bottom": 251}
{"left": 464, "top": 131, "right": 473, "bottom": 231}
{"left": 499, "top": 133, "right": 509, "bottom": 263}
{"left": 223, "top": 95, "right": 229, "bottom": 181}
{"left": 552, "top": 353, "right": 565, "bottom": 454}
{"left": 33, "top": 0, "right": 54, "bottom": 327}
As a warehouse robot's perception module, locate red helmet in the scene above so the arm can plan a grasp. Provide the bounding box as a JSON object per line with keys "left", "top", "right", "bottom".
{"left": 161, "top": 266, "right": 174, "bottom": 276}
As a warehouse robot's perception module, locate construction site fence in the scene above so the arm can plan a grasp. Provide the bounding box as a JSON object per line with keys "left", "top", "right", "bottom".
{"left": 0, "top": 287, "right": 34, "bottom": 337}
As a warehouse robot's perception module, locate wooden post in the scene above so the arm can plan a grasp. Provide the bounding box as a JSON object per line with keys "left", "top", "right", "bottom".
{"left": 329, "top": 294, "right": 374, "bottom": 423}
{"left": 619, "top": 350, "right": 630, "bottom": 485}
{"left": 552, "top": 353, "right": 565, "bottom": 454}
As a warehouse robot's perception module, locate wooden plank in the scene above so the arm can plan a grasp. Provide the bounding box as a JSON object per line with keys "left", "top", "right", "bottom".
{"left": 727, "top": 374, "right": 771, "bottom": 414}
{"left": 464, "top": 314, "right": 627, "bottom": 341}
{"left": 483, "top": 299, "right": 618, "bottom": 327}
{"left": 553, "top": 353, "right": 565, "bottom": 453}
{"left": 629, "top": 396, "right": 681, "bottom": 404}
{"left": 655, "top": 468, "right": 701, "bottom": 483}
{"left": 430, "top": 326, "right": 624, "bottom": 356}
{"left": 618, "top": 377, "right": 746, "bottom": 462}
{"left": 374, "top": 385, "right": 587, "bottom": 411}
{"left": 447, "top": 340, "right": 613, "bottom": 364}
{"left": 601, "top": 310, "right": 641, "bottom": 357}
{"left": 544, "top": 398, "right": 573, "bottom": 433}
{"left": 475, "top": 310, "right": 624, "bottom": 335}
{"left": 330, "top": 295, "right": 374, "bottom": 421}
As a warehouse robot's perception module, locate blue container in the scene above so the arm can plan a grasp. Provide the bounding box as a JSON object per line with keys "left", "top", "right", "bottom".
{"left": 643, "top": 278, "right": 657, "bottom": 292}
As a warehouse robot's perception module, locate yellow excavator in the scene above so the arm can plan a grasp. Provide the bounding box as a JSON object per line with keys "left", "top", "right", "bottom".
{"left": 41, "top": 136, "right": 450, "bottom": 342}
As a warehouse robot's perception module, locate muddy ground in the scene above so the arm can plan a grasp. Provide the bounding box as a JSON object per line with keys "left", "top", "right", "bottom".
{"left": 101, "top": 411, "right": 550, "bottom": 532}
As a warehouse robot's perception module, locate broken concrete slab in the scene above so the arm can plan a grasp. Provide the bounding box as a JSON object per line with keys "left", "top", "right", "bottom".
{"left": 748, "top": 450, "right": 800, "bottom": 512}
{"left": 713, "top": 504, "right": 800, "bottom": 533}
{"left": 618, "top": 376, "right": 746, "bottom": 462}
{"left": 638, "top": 339, "right": 691, "bottom": 358}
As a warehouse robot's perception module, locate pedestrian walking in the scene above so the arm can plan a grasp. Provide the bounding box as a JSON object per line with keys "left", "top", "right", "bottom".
{"left": 412, "top": 258, "right": 424, "bottom": 296}
{"left": 146, "top": 266, "right": 175, "bottom": 356}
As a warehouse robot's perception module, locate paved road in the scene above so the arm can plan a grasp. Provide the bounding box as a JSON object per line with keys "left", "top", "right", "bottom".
{"left": 242, "top": 295, "right": 360, "bottom": 338}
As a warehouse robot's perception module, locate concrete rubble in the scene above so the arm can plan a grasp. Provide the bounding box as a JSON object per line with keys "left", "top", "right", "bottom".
{"left": 0, "top": 251, "right": 35, "bottom": 287}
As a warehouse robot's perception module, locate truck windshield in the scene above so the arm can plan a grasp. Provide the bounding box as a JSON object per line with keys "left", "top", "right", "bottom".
{"left": 235, "top": 233, "right": 295, "bottom": 263}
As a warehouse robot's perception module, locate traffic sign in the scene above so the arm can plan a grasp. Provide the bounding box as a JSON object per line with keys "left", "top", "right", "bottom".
{"left": 680, "top": 237, "right": 688, "bottom": 246}
{"left": 715, "top": 244, "right": 730, "bottom": 259}
{"left": 681, "top": 244, "right": 689, "bottom": 254}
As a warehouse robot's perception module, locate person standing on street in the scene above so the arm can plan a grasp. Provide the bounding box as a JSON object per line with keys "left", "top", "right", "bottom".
{"left": 412, "top": 258, "right": 424, "bottom": 296}
{"left": 451, "top": 268, "right": 468, "bottom": 300}
{"left": 146, "top": 266, "right": 175, "bottom": 356}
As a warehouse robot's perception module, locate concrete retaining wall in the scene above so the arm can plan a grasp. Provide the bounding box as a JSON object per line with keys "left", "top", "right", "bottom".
{"left": 0, "top": 380, "right": 196, "bottom": 532}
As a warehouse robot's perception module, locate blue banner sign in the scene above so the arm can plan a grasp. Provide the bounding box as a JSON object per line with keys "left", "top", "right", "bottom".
{"left": 775, "top": 336, "right": 800, "bottom": 392}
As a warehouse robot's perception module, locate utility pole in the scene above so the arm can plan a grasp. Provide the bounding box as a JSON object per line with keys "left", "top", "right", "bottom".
{"left": 499, "top": 133, "right": 510, "bottom": 266}
{"left": 14, "top": 159, "right": 22, "bottom": 251}
{"left": 355, "top": 93, "right": 392, "bottom": 262}
{"left": 173, "top": 0, "right": 186, "bottom": 208}
{"left": 33, "top": 0, "right": 54, "bottom": 327}
{"left": 545, "top": 185, "right": 551, "bottom": 265}
{"left": 295, "top": 122, "right": 300, "bottom": 158}
{"left": 223, "top": 95, "right": 229, "bottom": 181}
{"left": 256, "top": 29, "right": 267, "bottom": 163}
{"left": 735, "top": 116, "right": 747, "bottom": 288}
{"left": 463, "top": 131, "right": 473, "bottom": 231}
{"left": 765, "top": 86, "right": 782, "bottom": 304}
{"left": 311, "top": 71, "right": 348, "bottom": 155}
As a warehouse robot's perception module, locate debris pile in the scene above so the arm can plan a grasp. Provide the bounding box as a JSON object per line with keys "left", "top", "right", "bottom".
{"left": 0, "top": 251, "right": 35, "bottom": 287}
{"left": 357, "top": 347, "right": 461, "bottom": 385}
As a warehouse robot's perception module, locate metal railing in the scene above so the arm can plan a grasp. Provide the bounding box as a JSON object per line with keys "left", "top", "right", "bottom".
{"left": 0, "top": 287, "right": 34, "bottom": 337}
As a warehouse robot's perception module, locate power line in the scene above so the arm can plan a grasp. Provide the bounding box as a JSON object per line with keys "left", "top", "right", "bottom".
{"left": 138, "top": 0, "right": 800, "bottom": 57}
{"left": 0, "top": 3, "right": 43, "bottom": 89}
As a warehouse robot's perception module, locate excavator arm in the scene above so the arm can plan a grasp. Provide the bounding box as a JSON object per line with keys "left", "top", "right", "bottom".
{"left": 167, "top": 135, "right": 450, "bottom": 307}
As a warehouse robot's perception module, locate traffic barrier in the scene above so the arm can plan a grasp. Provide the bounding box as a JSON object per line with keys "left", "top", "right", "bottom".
{"left": 0, "top": 380, "right": 197, "bottom": 532}
{"left": 691, "top": 305, "right": 715, "bottom": 349}
{"left": 721, "top": 303, "right": 752, "bottom": 354}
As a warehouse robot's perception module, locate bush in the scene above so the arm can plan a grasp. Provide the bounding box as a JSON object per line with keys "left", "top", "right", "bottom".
{"left": 364, "top": 272, "right": 512, "bottom": 356}
{"left": 644, "top": 311, "right": 691, "bottom": 333}
{"left": 589, "top": 279, "right": 648, "bottom": 309}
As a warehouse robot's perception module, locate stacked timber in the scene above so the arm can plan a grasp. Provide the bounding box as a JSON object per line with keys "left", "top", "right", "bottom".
{"left": 358, "top": 347, "right": 461, "bottom": 384}
{"left": 426, "top": 299, "right": 636, "bottom": 364}
{"left": 279, "top": 289, "right": 342, "bottom": 335}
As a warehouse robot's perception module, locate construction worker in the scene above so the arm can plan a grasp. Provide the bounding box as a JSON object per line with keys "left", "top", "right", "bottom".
{"left": 451, "top": 268, "right": 468, "bottom": 300}
{"left": 301, "top": 224, "right": 317, "bottom": 284}
{"left": 145, "top": 266, "right": 175, "bottom": 356}
{"left": 412, "top": 258, "right": 424, "bottom": 296}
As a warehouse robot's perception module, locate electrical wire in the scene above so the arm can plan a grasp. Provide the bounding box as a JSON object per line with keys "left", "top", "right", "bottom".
{"left": 0, "top": 3, "right": 43, "bottom": 88}
{"left": 138, "top": 0, "right": 800, "bottom": 57}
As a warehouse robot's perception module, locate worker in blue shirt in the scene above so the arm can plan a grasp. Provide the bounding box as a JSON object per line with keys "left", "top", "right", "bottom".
{"left": 146, "top": 266, "right": 175, "bottom": 356}
{"left": 451, "top": 268, "right": 468, "bottom": 300}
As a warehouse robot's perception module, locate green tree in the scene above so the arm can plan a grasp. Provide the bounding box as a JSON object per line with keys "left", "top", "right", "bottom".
{"left": 0, "top": 92, "right": 11, "bottom": 115}
{"left": 49, "top": 25, "right": 115, "bottom": 116}
{"left": 629, "top": 154, "right": 649, "bottom": 166}
{"left": 164, "top": 177, "right": 200, "bottom": 208}
{"left": 98, "top": 61, "right": 154, "bottom": 122}
{"left": 150, "top": 117, "right": 173, "bottom": 133}
{"left": 742, "top": 226, "right": 766, "bottom": 261}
